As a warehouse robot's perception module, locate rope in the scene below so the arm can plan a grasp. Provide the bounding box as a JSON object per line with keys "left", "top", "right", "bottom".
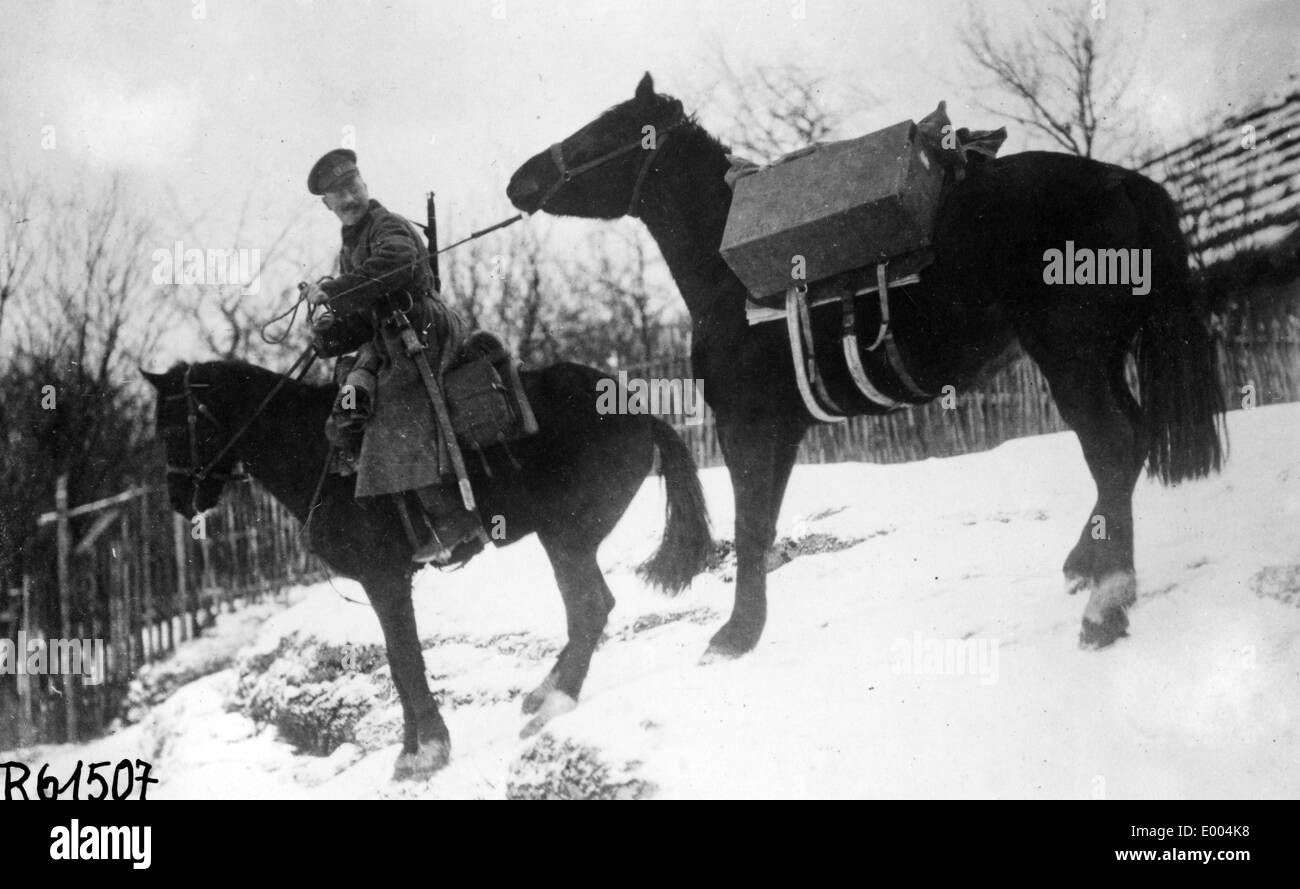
{"left": 433, "top": 214, "right": 524, "bottom": 254}
{"left": 259, "top": 288, "right": 310, "bottom": 344}
{"left": 260, "top": 212, "right": 524, "bottom": 341}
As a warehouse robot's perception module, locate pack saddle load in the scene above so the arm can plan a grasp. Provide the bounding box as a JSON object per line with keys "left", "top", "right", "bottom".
{"left": 719, "top": 102, "right": 1006, "bottom": 421}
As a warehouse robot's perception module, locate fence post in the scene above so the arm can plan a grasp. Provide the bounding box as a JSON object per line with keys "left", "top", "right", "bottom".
{"left": 18, "top": 573, "right": 33, "bottom": 730}
{"left": 138, "top": 490, "right": 160, "bottom": 655}
{"left": 200, "top": 531, "right": 216, "bottom": 628}
{"left": 108, "top": 553, "right": 126, "bottom": 688}
{"left": 55, "top": 473, "right": 78, "bottom": 742}
{"left": 173, "top": 513, "right": 190, "bottom": 642}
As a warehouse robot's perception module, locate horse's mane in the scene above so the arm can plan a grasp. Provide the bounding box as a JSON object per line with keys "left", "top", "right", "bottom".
{"left": 682, "top": 111, "right": 731, "bottom": 158}
{"left": 595, "top": 91, "right": 732, "bottom": 159}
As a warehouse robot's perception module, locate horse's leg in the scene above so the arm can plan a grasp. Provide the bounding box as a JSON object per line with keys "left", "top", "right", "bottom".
{"left": 703, "top": 415, "right": 790, "bottom": 660}
{"left": 1020, "top": 337, "right": 1147, "bottom": 648}
{"left": 361, "top": 570, "right": 451, "bottom": 778}
{"left": 763, "top": 422, "right": 806, "bottom": 570}
{"left": 521, "top": 539, "right": 612, "bottom": 736}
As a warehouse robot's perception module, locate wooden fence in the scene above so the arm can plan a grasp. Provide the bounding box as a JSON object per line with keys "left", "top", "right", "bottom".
{"left": 623, "top": 314, "right": 1300, "bottom": 469}
{"left": 3, "top": 304, "right": 1295, "bottom": 748}
{"left": 3, "top": 477, "right": 326, "bottom": 746}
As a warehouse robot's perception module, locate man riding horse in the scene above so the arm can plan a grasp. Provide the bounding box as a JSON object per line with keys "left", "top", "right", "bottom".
{"left": 303, "top": 148, "right": 485, "bottom": 565}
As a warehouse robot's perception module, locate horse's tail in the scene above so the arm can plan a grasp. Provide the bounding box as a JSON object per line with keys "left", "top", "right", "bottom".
{"left": 1131, "top": 176, "right": 1227, "bottom": 484}
{"left": 638, "top": 418, "right": 712, "bottom": 594}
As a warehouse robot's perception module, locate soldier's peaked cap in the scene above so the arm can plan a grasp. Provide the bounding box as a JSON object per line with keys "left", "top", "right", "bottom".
{"left": 307, "top": 148, "right": 359, "bottom": 195}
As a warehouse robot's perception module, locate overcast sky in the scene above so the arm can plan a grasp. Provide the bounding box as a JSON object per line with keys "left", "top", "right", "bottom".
{"left": 2, "top": 0, "right": 1296, "bottom": 275}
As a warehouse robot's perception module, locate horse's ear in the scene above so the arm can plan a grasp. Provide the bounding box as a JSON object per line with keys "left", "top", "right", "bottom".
{"left": 635, "top": 71, "right": 655, "bottom": 102}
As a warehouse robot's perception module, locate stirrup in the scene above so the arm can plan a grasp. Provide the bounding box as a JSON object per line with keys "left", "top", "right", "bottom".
{"left": 411, "top": 533, "right": 455, "bottom": 565}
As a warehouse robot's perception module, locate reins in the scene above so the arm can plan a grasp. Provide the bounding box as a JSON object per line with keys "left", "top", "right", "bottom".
{"left": 171, "top": 201, "right": 524, "bottom": 519}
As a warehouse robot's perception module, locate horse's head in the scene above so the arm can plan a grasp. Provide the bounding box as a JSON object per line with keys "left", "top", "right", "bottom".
{"left": 508, "top": 72, "right": 687, "bottom": 219}
{"left": 142, "top": 363, "right": 244, "bottom": 518}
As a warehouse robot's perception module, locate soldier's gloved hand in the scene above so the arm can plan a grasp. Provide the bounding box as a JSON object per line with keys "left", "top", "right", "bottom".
{"left": 304, "top": 281, "right": 329, "bottom": 307}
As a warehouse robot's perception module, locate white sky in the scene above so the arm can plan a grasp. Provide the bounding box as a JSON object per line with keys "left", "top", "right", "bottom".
{"left": 1, "top": 0, "right": 1296, "bottom": 296}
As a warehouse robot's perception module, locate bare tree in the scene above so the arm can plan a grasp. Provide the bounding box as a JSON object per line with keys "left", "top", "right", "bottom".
{"left": 437, "top": 211, "right": 685, "bottom": 369}
{"left": 0, "top": 162, "right": 37, "bottom": 345}
{"left": 698, "top": 47, "right": 868, "bottom": 162}
{"left": 0, "top": 171, "right": 167, "bottom": 592}
{"left": 442, "top": 228, "right": 493, "bottom": 332}
{"left": 959, "top": 1, "right": 1144, "bottom": 161}
{"left": 31, "top": 175, "right": 161, "bottom": 380}
{"left": 160, "top": 184, "right": 325, "bottom": 365}
{"left": 592, "top": 228, "right": 660, "bottom": 364}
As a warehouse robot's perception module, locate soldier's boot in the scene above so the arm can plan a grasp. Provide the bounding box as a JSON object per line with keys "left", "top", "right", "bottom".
{"left": 409, "top": 483, "right": 488, "bottom": 566}
{"left": 395, "top": 497, "right": 441, "bottom": 562}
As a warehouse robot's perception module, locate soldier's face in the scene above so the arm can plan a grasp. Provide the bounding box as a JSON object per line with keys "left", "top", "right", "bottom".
{"left": 323, "top": 175, "right": 369, "bottom": 225}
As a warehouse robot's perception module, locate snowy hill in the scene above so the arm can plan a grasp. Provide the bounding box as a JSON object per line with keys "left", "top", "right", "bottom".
{"left": 10, "top": 402, "right": 1300, "bottom": 799}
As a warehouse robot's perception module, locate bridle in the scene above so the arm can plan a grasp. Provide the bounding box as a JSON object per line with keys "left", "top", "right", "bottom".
{"left": 165, "top": 366, "right": 248, "bottom": 512}
{"left": 164, "top": 349, "right": 316, "bottom": 512}
{"left": 537, "top": 115, "right": 688, "bottom": 217}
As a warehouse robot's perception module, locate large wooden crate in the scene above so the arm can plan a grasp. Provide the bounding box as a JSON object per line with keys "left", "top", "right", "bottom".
{"left": 720, "top": 120, "right": 945, "bottom": 300}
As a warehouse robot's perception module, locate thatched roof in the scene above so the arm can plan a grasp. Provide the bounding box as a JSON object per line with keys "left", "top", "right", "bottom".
{"left": 1141, "top": 75, "right": 1300, "bottom": 273}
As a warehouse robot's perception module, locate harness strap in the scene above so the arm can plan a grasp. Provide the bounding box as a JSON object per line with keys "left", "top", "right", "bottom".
{"left": 870, "top": 265, "right": 933, "bottom": 402}
{"left": 795, "top": 282, "right": 847, "bottom": 417}
{"left": 626, "top": 131, "right": 672, "bottom": 217}
{"left": 785, "top": 285, "right": 846, "bottom": 424}
{"left": 540, "top": 118, "right": 686, "bottom": 217}
{"left": 168, "top": 348, "right": 318, "bottom": 515}
{"left": 841, "top": 283, "right": 901, "bottom": 411}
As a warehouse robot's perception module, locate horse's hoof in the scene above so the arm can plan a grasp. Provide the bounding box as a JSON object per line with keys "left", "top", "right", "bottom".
{"left": 764, "top": 548, "right": 792, "bottom": 573}
{"left": 1078, "top": 570, "right": 1136, "bottom": 649}
{"left": 520, "top": 690, "right": 577, "bottom": 739}
{"left": 1078, "top": 609, "right": 1129, "bottom": 649}
{"left": 521, "top": 671, "right": 558, "bottom": 715}
{"left": 1064, "top": 573, "right": 1091, "bottom": 597}
{"left": 701, "top": 623, "right": 760, "bottom": 663}
{"left": 699, "top": 642, "right": 744, "bottom": 664}
{"left": 392, "top": 740, "right": 451, "bottom": 781}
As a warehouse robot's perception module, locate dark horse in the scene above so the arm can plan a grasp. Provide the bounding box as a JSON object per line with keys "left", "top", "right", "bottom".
{"left": 508, "top": 73, "right": 1224, "bottom": 658}
{"left": 144, "top": 358, "right": 710, "bottom": 778}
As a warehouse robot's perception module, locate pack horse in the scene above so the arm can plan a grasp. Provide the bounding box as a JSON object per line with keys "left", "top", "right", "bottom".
{"left": 507, "top": 72, "right": 1225, "bottom": 657}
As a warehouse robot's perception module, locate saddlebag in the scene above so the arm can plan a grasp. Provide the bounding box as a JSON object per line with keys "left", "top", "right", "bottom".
{"left": 443, "top": 333, "right": 539, "bottom": 451}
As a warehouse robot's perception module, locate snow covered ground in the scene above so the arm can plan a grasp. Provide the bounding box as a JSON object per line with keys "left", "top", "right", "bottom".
{"left": 8, "top": 402, "right": 1299, "bottom": 799}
